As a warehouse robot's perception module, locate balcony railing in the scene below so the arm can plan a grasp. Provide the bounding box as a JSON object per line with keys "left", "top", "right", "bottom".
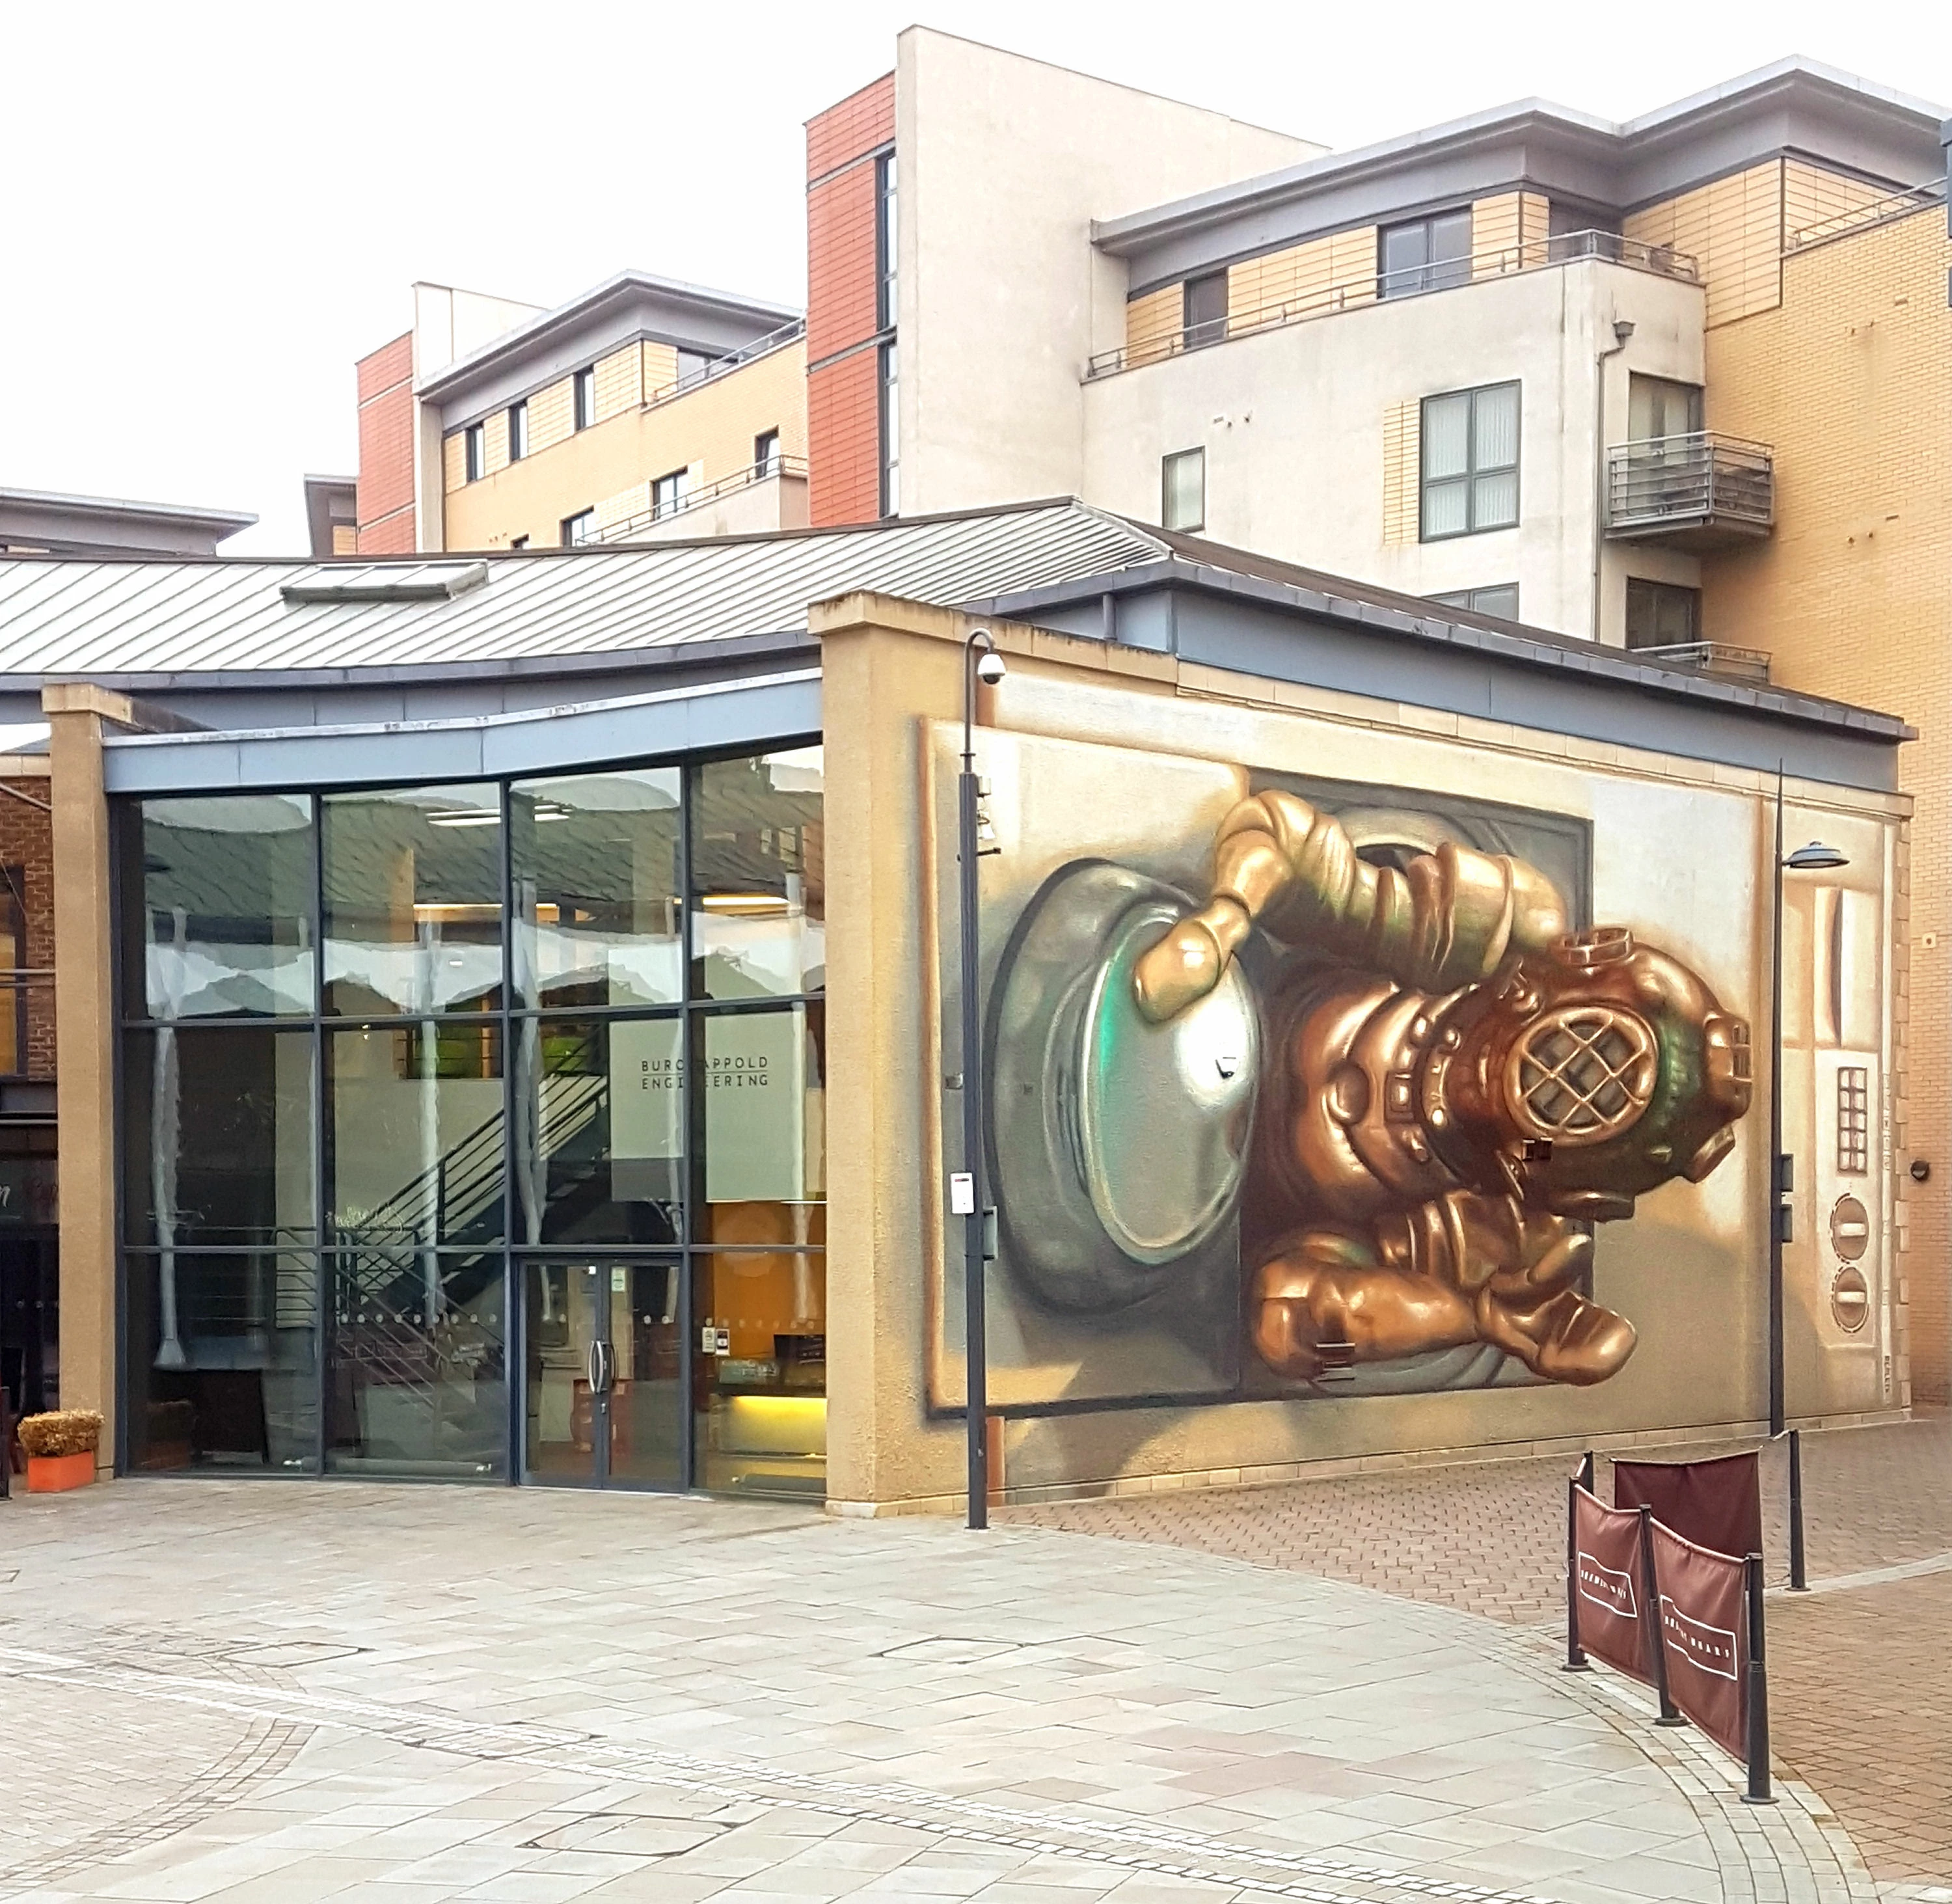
{"left": 590, "top": 454, "right": 807, "bottom": 545}
{"left": 1606, "top": 432, "right": 1773, "bottom": 546}
{"left": 1786, "top": 178, "right": 1945, "bottom": 255}
{"left": 644, "top": 317, "right": 805, "bottom": 409}
{"left": 1629, "top": 641, "right": 1772, "bottom": 684}
{"left": 1087, "top": 230, "right": 1699, "bottom": 379}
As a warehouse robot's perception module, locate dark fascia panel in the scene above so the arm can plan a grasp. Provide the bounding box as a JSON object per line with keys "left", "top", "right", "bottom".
{"left": 962, "top": 567, "right": 1909, "bottom": 795}
{"left": 420, "top": 273, "right": 802, "bottom": 426}
{"left": 1101, "top": 64, "right": 1945, "bottom": 293}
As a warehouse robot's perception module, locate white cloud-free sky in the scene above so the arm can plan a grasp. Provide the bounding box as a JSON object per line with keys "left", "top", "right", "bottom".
{"left": 3, "top": 1, "right": 1945, "bottom": 554}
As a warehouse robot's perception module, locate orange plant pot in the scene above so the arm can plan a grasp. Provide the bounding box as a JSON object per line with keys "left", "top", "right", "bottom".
{"left": 26, "top": 1450, "right": 97, "bottom": 1493}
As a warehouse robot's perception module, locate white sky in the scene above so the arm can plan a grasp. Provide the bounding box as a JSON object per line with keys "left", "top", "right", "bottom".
{"left": 3, "top": 1, "right": 1945, "bottom": 556}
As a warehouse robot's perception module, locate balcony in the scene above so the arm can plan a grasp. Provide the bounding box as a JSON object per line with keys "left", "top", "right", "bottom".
{"left": 589, "top": 454, "right": 808, "bottom": 546}
{"left": 1606, "top": 432, "right": 1773, "bottom": 547}
{"left": 1628, "top": 640, "right": 1771, "bottom": 685}
{"left": 1087, "top": 230, "right": 1700, "bottom": 379}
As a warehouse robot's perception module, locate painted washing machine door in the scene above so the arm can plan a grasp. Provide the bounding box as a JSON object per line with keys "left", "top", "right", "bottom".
{"left": 985, "top": 860, "right": 1259, "bottom": 1313}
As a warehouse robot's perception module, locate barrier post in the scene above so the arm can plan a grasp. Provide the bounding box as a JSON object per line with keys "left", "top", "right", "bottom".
{"left": 1564, "top": 1476, "right": 1590, "bottom": 1671}
{"left": 1742, "top": 1552, "right": 1774, "bottom": 1804}
{"left": 1638, "top": 1505, "right": 1685, "bottom": 1725}
{"left": 1787, "top": 1430, "right": 1809, "bottom": 1592}
{"left": 1577, "top": 1449, "right": 1595, "bottom": 1491}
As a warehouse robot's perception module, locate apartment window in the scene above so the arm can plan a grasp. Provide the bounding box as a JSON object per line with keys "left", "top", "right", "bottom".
{"left": 1182, "top": 271, "right": 1228, "bottom": 349}
{"left": 560, "top": 509, "right": 595, "bottom": 547}
{"left": 1430, "top": 583, "right": 1519, "bottom": 621}
{"left": 753, "top": 429, "right": 780, "bottom": 476}
{"left": 1161, "top": 447, "right": 1205, "bottom": 532}
{"left": 1627, "top": 374, "right": 1703, "bottom": 443}
{"left": 876, "top": 151, "right": 898, "bottom": 333}
{"left": 1420, "top": 382, "right": 1519, "bottom": 540}
{"left": 573, "top": 367, "right": 595, "bottom": 431}
{"left": 509, "top": 536, "right": 529, "bottom": 551}
{"left": 879, "top": 342, "right": 900, "bottom": 517}
{"left": 1380, "top": 210, "right": 1472, "bottom": 298}
{"left": 651, "top": 469, "right": 687, "bottom": 520}
{"left": 1624, "top": 578, "right": 1701, "bottom": 650}
{"left": 508, "top": 400, "right": 528, "bottom": 461}
{"left": 463, "top": 423, "right": 485, "bottom": 483}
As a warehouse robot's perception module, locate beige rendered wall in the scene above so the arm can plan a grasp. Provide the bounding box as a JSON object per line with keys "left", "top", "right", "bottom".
{"left": 441, "top": 342, "right": 807, "bottom": 550}
{"left": 1698, "top": 202, "right": 1951, "bottom": 1400}
{"left": 897, "top": 27, "right": 1321, "bottom": 518}
{"left": 1082, "top": 258, "right": 1707, "bottom": 642}
{"left": 812, "top": 594, "right": 1908, "bottom": 1515}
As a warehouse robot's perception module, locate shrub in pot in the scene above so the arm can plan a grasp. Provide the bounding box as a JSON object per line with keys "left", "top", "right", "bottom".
{"left": 19, "top": 1409, "right": 105, "bottom": 1493}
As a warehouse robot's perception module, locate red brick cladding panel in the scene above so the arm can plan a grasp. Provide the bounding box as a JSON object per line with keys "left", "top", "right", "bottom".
{"left": 806, "top": 71, "right": 894, "bottom": 184}
{"left": 0, "top": 786, "right": 55, "bottom": 1079}
{"left": 806, "top": 70, "right": 894, "bottom": 529}
{"left": 357, "top": 331, "right": 415, "bottom": 555}
{"left": 808, "top": 348, "right": 883, "bottom": 529}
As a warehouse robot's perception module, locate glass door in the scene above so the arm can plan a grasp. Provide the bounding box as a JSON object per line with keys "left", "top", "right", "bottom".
{"left": 522, "top": 1259, "right": 681, "bottom": 1488}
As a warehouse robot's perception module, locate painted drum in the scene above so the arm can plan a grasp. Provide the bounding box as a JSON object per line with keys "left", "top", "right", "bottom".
{"left": 986, "top": 860, "right": 1258, "bottom": 1313}
{"left": 1830, "top": 1264, "right": 1870, "bottom": 1334}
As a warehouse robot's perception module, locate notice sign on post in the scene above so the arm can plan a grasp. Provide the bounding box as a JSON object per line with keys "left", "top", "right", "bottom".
{"left": 1649, "top": 1518, "right": 1748, "bottom": 1762}
{"left": 609, "top": 1011, "right": 811, "bottom": 1203}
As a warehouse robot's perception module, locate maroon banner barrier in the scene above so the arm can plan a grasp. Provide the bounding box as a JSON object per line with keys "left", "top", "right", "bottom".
{"left": 1573, "top": 1486, "right": 1653, "bottom": 1686}
{"left": 1615, "top": 1450, "right": 1762, "bottom": 1562}
{"left": 1648, "top": 1517, "right": 1748, "bottom": 1763}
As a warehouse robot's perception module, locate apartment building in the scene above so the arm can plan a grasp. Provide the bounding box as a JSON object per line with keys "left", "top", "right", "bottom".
{"left": 353, "top": 273, "right": 807, "bottom": 554}
{"left": 1, "top": 486, "right": 254, "bottom": 558}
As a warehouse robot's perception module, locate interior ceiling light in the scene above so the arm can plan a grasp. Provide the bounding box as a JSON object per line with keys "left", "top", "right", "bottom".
{"left": 427, "top": 808, "right": 502, "bottom": 828}
{"left": 700, "top": 891, "right": 791, "bottom": 915}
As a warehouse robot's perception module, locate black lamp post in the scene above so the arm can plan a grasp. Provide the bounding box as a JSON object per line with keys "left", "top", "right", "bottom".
{"left": 1767, "top": 764, "right": 1848, "bottom": 1438}
{"left": 958, "top": 629, "right": 1004, "bottom": 1529}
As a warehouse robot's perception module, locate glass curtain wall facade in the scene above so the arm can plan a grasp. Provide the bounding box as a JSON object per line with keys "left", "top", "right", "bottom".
{"left": 115, "top": 748, "right": 826, "bottom": 1498}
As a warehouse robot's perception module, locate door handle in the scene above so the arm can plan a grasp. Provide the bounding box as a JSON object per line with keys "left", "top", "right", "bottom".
{"left": 586, "top": 1339, "right": 604, "bottom": 1394}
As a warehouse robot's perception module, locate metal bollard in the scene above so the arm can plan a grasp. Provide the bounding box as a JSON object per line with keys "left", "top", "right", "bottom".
{"left": 1564, "top": 1475, "right": 1590, "bottom": 1671}
{"left": 1787, "top": 1428, "right": 1809, "bottom": 1592}
{"left": 1638, "top": 1505, "right": 1685, "bottom": 1725}
{"left": 1742, "top": 1551, "right": 1774, "bottom": 1804}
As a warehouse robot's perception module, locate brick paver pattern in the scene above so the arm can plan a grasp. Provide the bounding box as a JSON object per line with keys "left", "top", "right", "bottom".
{"left": 1011, "top": 1413, "right": 1952, "bottom": 1885}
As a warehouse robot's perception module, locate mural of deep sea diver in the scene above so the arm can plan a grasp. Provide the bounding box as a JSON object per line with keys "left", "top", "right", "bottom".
{"left": 1132, "top": 793, "right": 1755, "bottom": 1388}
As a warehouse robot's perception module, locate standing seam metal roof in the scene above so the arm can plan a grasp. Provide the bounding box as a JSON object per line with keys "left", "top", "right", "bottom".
{"left": 0, "top": 504, "right": 1163, "bottom": 677}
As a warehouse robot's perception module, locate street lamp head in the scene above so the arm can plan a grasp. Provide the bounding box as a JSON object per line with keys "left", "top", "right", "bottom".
{"left": 1783, "top": 841, "right": 1848, "bottom": 872}
{"left": 975, "top": 649, "right": 1007, "bottom": 686}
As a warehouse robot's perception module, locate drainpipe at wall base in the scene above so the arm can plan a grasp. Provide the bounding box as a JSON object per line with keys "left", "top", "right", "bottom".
{"left": 1591, "top": 318, "right": 1635, "bottom": 644}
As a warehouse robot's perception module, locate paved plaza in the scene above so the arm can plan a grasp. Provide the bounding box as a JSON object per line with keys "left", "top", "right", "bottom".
{"left": 1, "top": 1451, "right": 1931, "bottom": 1904}
{"left": 1014, "top": 1415, "right": 1952, "bottom": 1892}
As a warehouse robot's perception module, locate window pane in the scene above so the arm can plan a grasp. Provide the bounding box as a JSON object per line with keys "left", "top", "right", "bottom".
{"left": 1162, "top": 448, "right": 1204, "bottom": 531}
{"left": 1473, "top": 384, "right": 1519, "bottom": 470}
{"left": 327, "top": 1249, "right": 505, "bottom": 1478}
{"left": 696, "top": 1002, "right": 826, "bottom": 1247}
{"left": 1429, "top": 210, "right": 1473, "bottom": 288}
{"left": 1380, "top": 221, "right": 1429, "bottom": 295}
{"left": 127, "top": 795, "right": 314, "bottom": 1019}
{"left": 694, "top": 1251, "right": 826, "bottom": 1498}
{"left": 1182, "top": 271, "right": 1227, "bottom": 344}
{"left": 511, "top": 767, "right": 683, "bottom": 1009}
{"left": 1472, "top": 584, "right": 1521, "bottom": 620}
{"left": 124, "top": 1251, "right": 319, "bottom": 1472}
{"left": 322, "top": 784, "right": 503, "bottom": 1016}
{"left": 1472, "top": 468, "right": 1519, "bottom": 530}
{"left": 1422, "top": 476, "right": 1469, "bottom": 539}
{"left": 691, "top": 750, "right": 825, "bottom": 1000}
{"left": 513, "top": 1016, "right": 684, "bottom": 1246}
{"left": 327, "top": 1023, "right": 504, "bottom": 1246}
{"left": 1422, "top": 393, "right": 1470, "bottom": 480}
{"left": 123, "top": 1026, "right": 315, "bottom": 1247}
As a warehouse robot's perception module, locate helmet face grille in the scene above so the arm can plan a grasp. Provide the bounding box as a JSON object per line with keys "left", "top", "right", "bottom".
{"left": 1513, "top": 1007, "right": 1657, "bottom": 1143}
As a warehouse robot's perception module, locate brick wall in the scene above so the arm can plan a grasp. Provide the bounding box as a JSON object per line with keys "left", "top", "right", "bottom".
{"left": 806, "top": 71, "right": 894, "bottom": 528}
{"left": 356, "top": 331, "right": 416, "bottom": 554}
{"left": 1701, "top": 205, "right": 1952, "bottom": 1400}
{"left": 0, "top": 783, "right": 55, "bottom": 1080}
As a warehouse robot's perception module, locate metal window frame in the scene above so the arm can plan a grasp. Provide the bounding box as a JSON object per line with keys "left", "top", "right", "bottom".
{"left": 463, "top": 423, "right": 485, "bottom": 483}
{"left": 507, "top": 400, "right": 528, "bottom": 463}
{"left": 111, "top": 734, "right": 826, "bottom": 1498}
{"left": 572, "top": 367, "right": 596, "bottom": 432}
{"left": 1624, "top": 576, "right": 1703, "bottom": 651}
{"left": 1419, "top": 380, "right": 1521, "bottom": 542}
{"left": 1161, "top": 446, "right": 1205, "bottom": 534}
{"left": 878, "top": 342, "right": 899, "bottom": 519}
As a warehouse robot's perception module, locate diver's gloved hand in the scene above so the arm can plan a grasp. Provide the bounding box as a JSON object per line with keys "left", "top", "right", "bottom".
{"left": 1132, "top": 897, "right": 1249, "bottom": 1022}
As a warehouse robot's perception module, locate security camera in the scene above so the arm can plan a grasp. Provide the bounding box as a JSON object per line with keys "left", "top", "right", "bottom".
{"left": 975, "top": 650, "right": 1007, "bottom": 685}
